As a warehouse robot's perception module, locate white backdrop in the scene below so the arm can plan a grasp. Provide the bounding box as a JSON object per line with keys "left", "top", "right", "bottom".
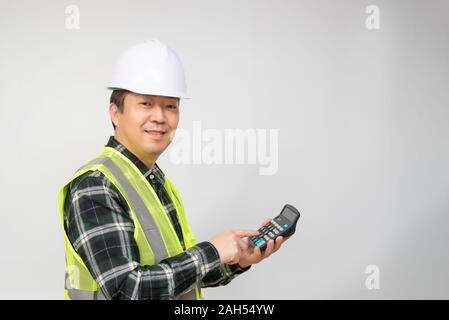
{"left": 0, "top": 0, "right": 448, "bottom": 299}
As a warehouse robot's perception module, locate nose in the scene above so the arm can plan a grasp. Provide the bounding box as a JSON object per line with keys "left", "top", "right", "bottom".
{"left": 149, "top": 104, "right": 166, "bottom": 124}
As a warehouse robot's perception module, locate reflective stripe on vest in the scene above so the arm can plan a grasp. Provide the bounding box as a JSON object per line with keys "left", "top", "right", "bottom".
{"left": 59, "top": 147, "right": 202, "bottom": 300}
{"left": 65, "top": 271, "right": 107, "bottom": 300}
{"left": 83, "top": 157, "right": 169, "bottom": 262}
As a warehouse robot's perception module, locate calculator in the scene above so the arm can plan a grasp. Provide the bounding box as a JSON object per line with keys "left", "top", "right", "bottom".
{"left": 248, "top": 204, "right": 301, "bottom": 251}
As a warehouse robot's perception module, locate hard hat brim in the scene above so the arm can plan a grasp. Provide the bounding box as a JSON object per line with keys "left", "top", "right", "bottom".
{"left": 106, "top": 86, "right": 192, "bottom": 100}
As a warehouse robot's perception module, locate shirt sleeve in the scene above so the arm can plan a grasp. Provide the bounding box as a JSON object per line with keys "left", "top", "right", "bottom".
{"left": 64, "top": 170, "right": 221, "bottom": 300}
{"left": 200, "top": 245, "right": 252, "bottom": 288}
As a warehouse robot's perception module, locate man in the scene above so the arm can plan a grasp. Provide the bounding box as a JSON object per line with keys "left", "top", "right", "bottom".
{"left": 57, "top": 39, "right": 287, "bottom": 300}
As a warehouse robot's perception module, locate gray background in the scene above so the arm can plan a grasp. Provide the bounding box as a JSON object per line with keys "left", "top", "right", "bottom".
{"left": 0, "top": 0, "right": 448, "bottom": 299}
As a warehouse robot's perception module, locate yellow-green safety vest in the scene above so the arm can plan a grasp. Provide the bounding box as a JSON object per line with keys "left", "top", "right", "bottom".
{"left": 57, "top": 146, "right": 203, "bottom": 300}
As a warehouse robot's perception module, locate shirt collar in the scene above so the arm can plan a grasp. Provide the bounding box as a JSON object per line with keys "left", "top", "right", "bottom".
{"left": 106, "top": 136, "right": 166, "bottom": 187}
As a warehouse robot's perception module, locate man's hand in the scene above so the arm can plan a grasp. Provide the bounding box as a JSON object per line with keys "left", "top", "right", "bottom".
{"left": 209, "top": 229, "right": 260, "bottom": 264}
{"left": 237, "top": 218, "right": 290, "bottom": 269}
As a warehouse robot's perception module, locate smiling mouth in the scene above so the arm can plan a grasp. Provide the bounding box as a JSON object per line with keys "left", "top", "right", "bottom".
{"left": 144, "top": 130, "right": 166, "bottom": 137}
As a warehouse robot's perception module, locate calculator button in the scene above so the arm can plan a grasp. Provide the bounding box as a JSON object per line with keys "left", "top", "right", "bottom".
{"left": 279, "top": 227, "right": 284, "bottom": 231}
{"left": 264, "top": 235, "right": 270, "bottom": 241}
{"left": 274, "top": 230, "right": 279, "bottom": 235}
{"left": 268, "top": 232, "right": 274, "bottom": 237}
{"left": 283, "top": 224, "right": 289, "bottom": 228}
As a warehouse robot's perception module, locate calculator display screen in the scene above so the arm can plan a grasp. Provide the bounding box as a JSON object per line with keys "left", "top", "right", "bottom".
{"left": 283, "top": 208, "right": 297, "bottom": 222}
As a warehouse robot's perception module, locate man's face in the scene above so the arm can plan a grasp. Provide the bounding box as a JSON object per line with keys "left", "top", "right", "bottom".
{"left": 110, "top": 92, "right": 180, "bottom": 163}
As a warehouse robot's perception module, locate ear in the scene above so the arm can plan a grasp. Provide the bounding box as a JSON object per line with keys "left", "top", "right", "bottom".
{"left": 109, "top": 103, "right": 119, "bottom": 128}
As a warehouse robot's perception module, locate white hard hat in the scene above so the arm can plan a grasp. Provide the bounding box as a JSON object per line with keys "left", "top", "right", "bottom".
{"left": 107, "top": 39, "right": 191, "bottom": 99}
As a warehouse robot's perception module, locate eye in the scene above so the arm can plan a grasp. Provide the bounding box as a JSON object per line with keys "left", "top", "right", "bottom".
{"left": 141, "top": 102, "right": 152, "bottom": 107}
{"left": 166, "top": 105, "right": 178, "bottom": 110}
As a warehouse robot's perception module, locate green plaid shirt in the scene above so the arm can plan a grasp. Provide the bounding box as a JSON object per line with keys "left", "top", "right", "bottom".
{"left": 63, "top": 136, "right": 250, "bottom": 299}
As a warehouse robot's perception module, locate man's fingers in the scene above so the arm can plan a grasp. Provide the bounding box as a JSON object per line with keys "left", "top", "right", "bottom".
{"left": 237, "top": 237, "right": 252, "bottom": 253}
{"left": 259, "top": 218, "right": 271, "bottom": 228}
{"left": 253, "top": 245, "right": 262, "bottom": 259}
{"left": 235, "top": 229, "right": 260, "bottom": 237}
{"left": 263, "top": 239, "right": 275, "bottom": 258}
{"left": 273, "top": 236, "right": 284, "bottom": 252}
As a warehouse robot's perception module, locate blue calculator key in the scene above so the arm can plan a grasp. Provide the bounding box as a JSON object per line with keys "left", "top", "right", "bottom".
{"left": 284, "top": 224, "right": 289, "bottom": 228}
